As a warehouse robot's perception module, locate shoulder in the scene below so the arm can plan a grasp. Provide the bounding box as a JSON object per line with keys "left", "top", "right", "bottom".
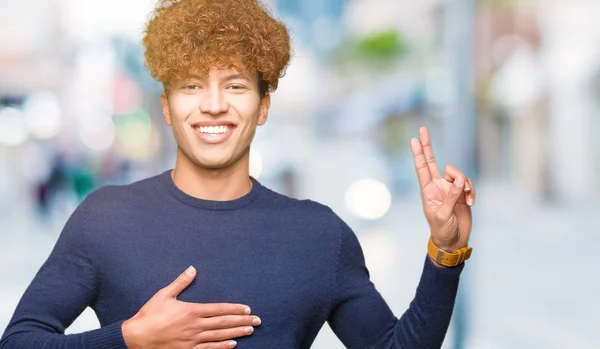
{"left": 78, "top": 173, "right": 163, "bottom": 214}
{"left": 256, "top": 183, "right": 348, "bottom": 237}
{"left": 258, "top": 184, "right": 341, "bottom": 221}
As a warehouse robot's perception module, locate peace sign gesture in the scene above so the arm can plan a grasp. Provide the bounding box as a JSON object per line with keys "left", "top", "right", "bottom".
{"left": 410, "top": 127, "right": 476, "bottom": 253}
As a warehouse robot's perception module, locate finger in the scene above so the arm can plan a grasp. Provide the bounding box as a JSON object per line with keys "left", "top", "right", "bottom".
{"left": 190, "top": 303, "right": 252, "bottom": 317}
{"left": 194, "top": 339, "right": 238, "bottom": 349}
{"left": 410, "top": 138, "right": 431, "bottom": 190}
{"left": 199, "top": 315, "right": 261, "bottom": 331}
{"left": 161, "top": 266, "right": 196, "bottom": 298}
{"left": 443, "top": 165, "right": 470, "bottom": 192}
{"left": 196, "top": 326, "right": 255, "bottom": 344}
{"left": 466, "top": 178, "right": 476, "bottom": 206}
{"left": 419, "top": 127, "right": 441, "bottom": 179}
{"left": 436, "top": 177, "right": 466, "bottom": 222}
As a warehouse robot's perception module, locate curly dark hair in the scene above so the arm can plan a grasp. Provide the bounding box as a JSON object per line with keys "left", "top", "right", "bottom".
{"left": 143, "top": 0, "right": 292, "bottom": 96}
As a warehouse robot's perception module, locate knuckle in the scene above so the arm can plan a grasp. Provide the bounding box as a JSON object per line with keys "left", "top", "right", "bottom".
{"left": 426, "top": 155, "right": 435, "bottom": 164}
{"left": 453, "top": 183, "right": 463, "bottom": 192}
{"left": 212, "top": 329, "right": 226, "bottom": 341}
{"left": 435, "top": 211, "right": 445, "bottom": 222}
{"left": 175, "top": 276, "right": 189, "bottom": 285}
{"left": 197, "top": 318, "right": 208, "bottom": 331}
{"left": 217, "top": 316, "right": 229, "bottom": 327}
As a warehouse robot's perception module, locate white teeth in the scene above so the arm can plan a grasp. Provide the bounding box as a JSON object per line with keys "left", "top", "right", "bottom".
{"left": 196, "top": 125, "right": 231, "bottom": 134}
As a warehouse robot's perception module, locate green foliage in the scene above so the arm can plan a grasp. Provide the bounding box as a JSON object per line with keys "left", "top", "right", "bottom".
{"left": 355, "top": 29, "right": 408, "bottom": 61}
{"left": 330, "top": 28, "right": 409, "bottom": 71}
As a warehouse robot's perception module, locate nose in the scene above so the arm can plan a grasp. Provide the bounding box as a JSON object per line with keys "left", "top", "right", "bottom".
{"left": 199, "top": 87, "right": 229, "bottom": 116}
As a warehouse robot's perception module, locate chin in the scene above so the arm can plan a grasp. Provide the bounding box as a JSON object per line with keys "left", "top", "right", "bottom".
{"left": 181, "top": 146, "right": 247, "bottom": 171}
{"left": 191, "top": 153, "right": 237, "bottom": 170}
{"left": 194, "top": 159, "right": 231, "bottom": 170}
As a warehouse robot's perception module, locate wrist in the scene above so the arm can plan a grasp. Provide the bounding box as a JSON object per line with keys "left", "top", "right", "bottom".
{"left": 431, "top": 236, "right": 464, "bottom": 253}
{"left": 428, "top": 255, "right": 448, "bottom": 268}
{"left": 122, "top": 318, "right": 146, "bottom": 349}
{"left": 427, "top": 236, "right": 472, "bottom": 267}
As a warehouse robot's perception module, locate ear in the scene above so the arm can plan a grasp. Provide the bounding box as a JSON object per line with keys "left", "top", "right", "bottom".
{"left": 161, "top": 92, "right": 172, "bottom": 126}
{"left": 257, "top": 93, "right": 270, "bottom": 126}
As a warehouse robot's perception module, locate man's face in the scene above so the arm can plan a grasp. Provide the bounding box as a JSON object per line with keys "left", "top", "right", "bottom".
{"left": 161, "top": 67, "right": 270, "bottom": 170}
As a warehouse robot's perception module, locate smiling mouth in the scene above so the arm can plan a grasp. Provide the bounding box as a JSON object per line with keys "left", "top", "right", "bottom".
{"left": 194, "top": 124, "right": 235, "bottom": 135}
{"left": 192, "top": 124, "right": 236, "bottom": 144}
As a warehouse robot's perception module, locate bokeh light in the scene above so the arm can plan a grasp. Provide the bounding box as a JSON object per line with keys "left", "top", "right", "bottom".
{"left": 344, "top": 178, "right": 392, "bottom": 220}
{"left": 0, "top": 107, "right": 28, "bottom": 146}
{"left": 22, "top": 92, "right": 63, "bottom": 140}
{"left": 249, "top": 148, "right": 263, "bottom": 179}
{"left": 79, "top": 119, "right": 116, "bottom": 151}
{"left": 114, "top": 108, "right": 156, "bottom": 160}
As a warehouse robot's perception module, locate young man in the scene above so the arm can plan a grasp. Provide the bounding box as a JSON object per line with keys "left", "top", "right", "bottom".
{"left": 0, "top": 0, "right": 476, "bottom": 348}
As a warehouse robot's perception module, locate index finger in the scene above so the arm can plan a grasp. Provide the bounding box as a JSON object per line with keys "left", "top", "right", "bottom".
{"left": 410, "top": 138, "right": 431, "bottom": 190}
{"left": 189, "top": 303, "right": 252, "bottom": 317}
{"left": 419, "top": 127, "right": 441, "bottom": 179}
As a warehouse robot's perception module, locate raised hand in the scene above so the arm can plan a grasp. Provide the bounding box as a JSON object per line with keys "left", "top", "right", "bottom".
{"left": 122, "top": 266, "right": 261, "bottom": 349}
{"left": 410, "top": 127, "right": 476, "bottom": 253}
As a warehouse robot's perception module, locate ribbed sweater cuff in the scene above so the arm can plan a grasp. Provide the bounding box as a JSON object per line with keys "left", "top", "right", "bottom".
{"left": 86, "top": 320, "right": 128, "bottom": 349}
{"left": 417, "top": 255, "right": 465, "bottom": 299}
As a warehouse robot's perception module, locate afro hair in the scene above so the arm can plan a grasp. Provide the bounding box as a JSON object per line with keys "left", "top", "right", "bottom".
{"left": 143, "top": 0, "right": 292, "bottom": 94}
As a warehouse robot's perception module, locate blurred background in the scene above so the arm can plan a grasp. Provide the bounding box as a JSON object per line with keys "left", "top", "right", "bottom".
{"left": 1, "top": 0, "right": 599, "bottom": 348}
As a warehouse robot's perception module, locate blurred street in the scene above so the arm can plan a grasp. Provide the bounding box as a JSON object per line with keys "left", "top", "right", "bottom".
{"left": 2, "top": 0, "right": 600, "bottom": 347}
{"left": 2, "top": 179, "right": 598, "bottom": 349}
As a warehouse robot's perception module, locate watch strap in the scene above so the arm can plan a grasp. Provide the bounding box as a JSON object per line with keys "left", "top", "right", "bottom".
{"left": 427, "top": 237, "right": 472, "bottom": 267}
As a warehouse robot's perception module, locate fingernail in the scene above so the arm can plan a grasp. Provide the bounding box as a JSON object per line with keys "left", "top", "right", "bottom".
{"left": 455, "top": 178, "right": 464, "bottom": 187}
{"left": 229, "top": 340, "right": 237, "bottom": 348}
{"left": 253, "top": 317, "right": 261, "bottom": 326}
{"left": 244, "top": 307, "right": 251, "bottom": 314}
{"left": 467, "top": 197, "right": 474, "bottom": 206}
{"left": 245, "top": 326, "right": 254, "bottom": 334}
{"left": 185, "top": 266, "right": 195, "bottom": 276}
{"left": 465, "top": 182, "right": 471, "bottom": 191}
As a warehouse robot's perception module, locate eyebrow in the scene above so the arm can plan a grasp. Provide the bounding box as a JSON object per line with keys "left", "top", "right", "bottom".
{"left": 224, "top": 73, "right": 251, "bottom": 82}
{"left": 186, "top": 73, "right": 251, "bottom": 82}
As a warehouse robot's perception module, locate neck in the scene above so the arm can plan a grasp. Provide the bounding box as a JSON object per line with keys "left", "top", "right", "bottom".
{"left": 171, "top": 148, "right": 252, "bottom": 201}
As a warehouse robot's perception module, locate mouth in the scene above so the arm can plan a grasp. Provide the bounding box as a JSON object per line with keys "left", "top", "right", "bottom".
{"left": 192, "top": 123, "right": 236, "bottom": 144}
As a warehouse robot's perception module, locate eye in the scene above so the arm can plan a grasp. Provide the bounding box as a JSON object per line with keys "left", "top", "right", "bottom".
{"left": 227, "top": 84, "right": 247, "bottom": 90}
{"left": 182, "top": 84, "right": 200, "bottom": 90}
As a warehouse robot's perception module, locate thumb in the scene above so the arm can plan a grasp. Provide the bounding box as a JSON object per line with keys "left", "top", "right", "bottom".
{"left": 436, "top": 177, "right": 465, "bottom": 222}
{"left": 162, "top": 266, "right": 196, "bottom": 298}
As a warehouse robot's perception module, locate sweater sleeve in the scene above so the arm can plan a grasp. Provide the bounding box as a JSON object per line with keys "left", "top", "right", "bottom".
{"left": 327, "top": 216, "right": 464, "bottom": 349}
{"left": 0, "top": 199, "right": 128, "bottom": 349}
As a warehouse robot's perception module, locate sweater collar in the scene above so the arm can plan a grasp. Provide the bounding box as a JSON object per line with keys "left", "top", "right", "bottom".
{"left": 159, "top": 169, "right": 262, "bottom": 210}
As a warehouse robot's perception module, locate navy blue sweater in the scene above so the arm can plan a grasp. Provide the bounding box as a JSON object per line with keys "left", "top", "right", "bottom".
{"left": 1, "top": 170, "right": 464, "bottom": 348}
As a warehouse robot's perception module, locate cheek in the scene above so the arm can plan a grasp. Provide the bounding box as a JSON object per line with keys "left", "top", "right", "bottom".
{"left": 171, "top": 95, "right": 200, "bottom": 119}
{"left": 169, "top": 97, "right": 198, "bottom": 137}
{"left": 230, "top": 97, "right": 261, "bottom": 123}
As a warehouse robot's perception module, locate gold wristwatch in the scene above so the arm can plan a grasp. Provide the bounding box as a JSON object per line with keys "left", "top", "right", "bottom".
{"left": 427, "top": 237, "right": 472, "bottom": 267}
